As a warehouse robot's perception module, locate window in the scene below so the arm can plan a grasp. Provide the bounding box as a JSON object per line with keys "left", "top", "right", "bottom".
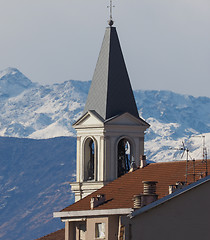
{"left": 118, "top": 138, "right": 131, "bottom": 177}
{"left": 87, "top": 139, "right": 95, "bottom": 180}
{"left": 95, "top": 223, "right": 105, "bottom": 239}
{"left": 84, "top": 138, "right": 95, "bottom": 181}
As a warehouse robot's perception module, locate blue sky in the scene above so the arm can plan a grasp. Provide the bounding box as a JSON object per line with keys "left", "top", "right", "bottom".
{"left": 0, "top": 0, "right": 210, "bottom": 97}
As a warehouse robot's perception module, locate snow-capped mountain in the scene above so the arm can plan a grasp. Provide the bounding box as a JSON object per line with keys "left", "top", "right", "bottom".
{"left": 0, "top": 67, "right": 210, "bottom": 162}
{"left": 1, "top": 67, "right": 210, "bottom": 240}
{"left": 0, "top": 68, "right": 36, "bottom": 98}
{"left": 0, "top": 67, "right": 89, "bottom": 138}
{"left": 134, "top": 91, "right": 210, "bottom": 162}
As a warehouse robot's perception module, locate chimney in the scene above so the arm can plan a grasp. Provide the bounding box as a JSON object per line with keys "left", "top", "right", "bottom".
{"left": 140, "top": 155, "right": 147, "bottom": 168}
{"left": 133, "top": 181, "right": 158, "bottom": 209}
{"left": 143, "top": 181, "right": 157, "bottom": 195}
{"left": 169, "top": 181, "right": 186, "bottom": 194}
{"left": 90, "top": 194, "right": 106, "bottom": 209}
{"left": 133, "top": 195, "right": 141, "bottom": 209}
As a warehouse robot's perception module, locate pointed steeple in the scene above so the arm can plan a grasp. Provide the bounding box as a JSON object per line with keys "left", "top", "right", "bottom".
{"left": 83, "top": 26, "right": 139, "bottom": 121}
{"left": 72, "top": 25, "right": 149, "bottom": 201}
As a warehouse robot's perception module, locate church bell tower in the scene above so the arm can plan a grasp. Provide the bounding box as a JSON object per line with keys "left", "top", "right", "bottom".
{"left": 71, "top": 20, "right": 149, "bottom": 201}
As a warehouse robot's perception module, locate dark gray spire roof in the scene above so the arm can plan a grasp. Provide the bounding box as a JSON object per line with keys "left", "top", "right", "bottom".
{"left": 83, "top": 27, "right": 139, "bottom": 121}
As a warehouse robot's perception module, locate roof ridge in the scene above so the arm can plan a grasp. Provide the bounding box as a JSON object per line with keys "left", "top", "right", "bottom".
{"left": 149, "top": 160, "right": 202, "bottom": 165}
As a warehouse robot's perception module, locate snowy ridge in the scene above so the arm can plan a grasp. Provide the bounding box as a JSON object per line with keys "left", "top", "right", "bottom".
{"left": 0, "top": 69, "right": 89, "bottom": 138}
{"left": 0, "top": 67, "right": 210, "bottom": 162}
{"left": 0, "top": 67, "right": 36, "bottom": 98}
{"left": 145, "top": 118, "right": 210, "bottom": 162}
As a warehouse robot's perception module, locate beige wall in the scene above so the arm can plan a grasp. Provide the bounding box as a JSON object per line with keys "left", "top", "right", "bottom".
{"left": 87, "top": 217, "right": 109, "bottom": 239}
{"left": 124, "top": 180, "right": 210, "bottom": 240}
{"left": 72, "top": 112, "right": 147, "bottom": 201}
{"left": 86, "top": 216, "right": 119, "bottom": 240}
{"left": 65, "top": 215, "right": 119, "bottom": 240}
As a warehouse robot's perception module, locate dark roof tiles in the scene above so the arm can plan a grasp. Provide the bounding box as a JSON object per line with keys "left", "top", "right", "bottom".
{"left": 83, "top": 27, "right": 139, "bottom": 121}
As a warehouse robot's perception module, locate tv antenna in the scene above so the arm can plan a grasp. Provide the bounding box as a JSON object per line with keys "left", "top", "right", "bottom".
{"left": 107, "top": 0, "right": 115, "bottom": 26}
{"left": 170, "top": 141, "right": 192, "bottom": 184}
{"left": 192, "top": 135, "right": 208, "bottom": 177}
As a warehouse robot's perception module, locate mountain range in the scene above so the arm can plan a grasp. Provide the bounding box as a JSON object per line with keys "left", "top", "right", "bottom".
{"left": 0, "top": 67, "right": 209, "bottom": 161}
{"left": 0, "top": 67, "right": 210, "bottom": 239}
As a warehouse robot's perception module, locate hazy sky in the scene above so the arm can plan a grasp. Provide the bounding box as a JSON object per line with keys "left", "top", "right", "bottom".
{"left": 0, "top": 0, "right": 210, "bottom": 97}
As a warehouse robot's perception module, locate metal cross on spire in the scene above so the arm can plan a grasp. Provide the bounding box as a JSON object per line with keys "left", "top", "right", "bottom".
{"left": 107, "top": 0, "right": 115, "bottom": 26}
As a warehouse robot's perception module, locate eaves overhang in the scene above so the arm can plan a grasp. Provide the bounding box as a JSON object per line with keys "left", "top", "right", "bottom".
{"left": 54, "top": 208, "right": 133, "bottom": 219}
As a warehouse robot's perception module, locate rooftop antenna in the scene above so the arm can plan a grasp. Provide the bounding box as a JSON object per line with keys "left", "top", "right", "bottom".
{"left": 192, "top": 135, "right": 208, "bottom": 176}
{"left": 180, "top": 141, "right": 191, "bottom": 184}
{"left": 169, "top": 141, "right": 191, "bottom": 184}
{"left": 107, "top": 0, "right": 115, "bottom": 26}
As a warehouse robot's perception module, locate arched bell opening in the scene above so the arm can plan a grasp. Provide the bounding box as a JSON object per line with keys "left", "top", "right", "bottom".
{"left": 117, "top": 138, "right": 133, "bottom": 177}
{"left": 84, "top": 137, "right": 96, "bottom": 181}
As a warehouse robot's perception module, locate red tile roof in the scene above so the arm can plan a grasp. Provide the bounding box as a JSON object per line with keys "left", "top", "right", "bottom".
{"left": 35, "top": 229, "right": 64, "bottom": 240}
{"left": 61, "top": 160, "right": 210, "bottom": 212}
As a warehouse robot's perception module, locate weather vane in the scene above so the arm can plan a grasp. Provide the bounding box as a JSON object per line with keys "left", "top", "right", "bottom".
{"left": 107, "top": 0, "right": 115, "bottom": 26}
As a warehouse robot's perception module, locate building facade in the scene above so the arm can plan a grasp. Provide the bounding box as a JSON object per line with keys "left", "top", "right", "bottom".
{"left": 54, "top": 161, "right": 210, "bottom": 240}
